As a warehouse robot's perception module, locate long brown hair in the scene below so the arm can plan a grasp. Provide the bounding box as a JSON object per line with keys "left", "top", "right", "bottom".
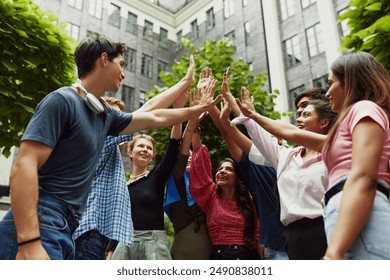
{"left": 216, "top": 158, "right": 258, "bottom": 249}
{"left": 325, "top": 52, "right": 390, "bottom": 149}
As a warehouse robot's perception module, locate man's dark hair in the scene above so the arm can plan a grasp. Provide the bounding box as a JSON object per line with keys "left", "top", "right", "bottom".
{"left": 294, "top": 87, "right": 327, "bottom": 108}
{"left": 74, "top": 32, "right": 126, "bottom": 78}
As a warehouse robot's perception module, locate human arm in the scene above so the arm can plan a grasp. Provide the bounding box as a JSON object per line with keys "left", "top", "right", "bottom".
{"left": 221, "top": 67, "right": 241, "bottom": 117}
{"left": 136, "top": 55, "right": 195, "bottom": 113}
{"left": 120, "top": 79, "right": 220, "bottom": 135}
{"left": 324, "top": 118, "right": 384, "bottom": 259}
{"left": 9, "top": 140, "right": 52, "bottom": 260}
{"left": 235, "top": 88, "right": 326, "bottom": 152}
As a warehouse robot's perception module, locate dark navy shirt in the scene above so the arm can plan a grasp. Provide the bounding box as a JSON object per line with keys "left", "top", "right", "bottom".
{"left": 236, "top": 153, "right": 286, "bottom": 251}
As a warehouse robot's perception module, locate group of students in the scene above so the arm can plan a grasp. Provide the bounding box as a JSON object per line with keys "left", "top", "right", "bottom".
{"left": 0, "top": 33, "right": 389, "bottom": 260}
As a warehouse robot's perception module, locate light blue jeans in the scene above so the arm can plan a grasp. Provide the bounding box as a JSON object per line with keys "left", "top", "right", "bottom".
{"left": 264, "top": 247, "right": 289, "bottom": 260}
{"left": 0, "top": 193, "right": 78, "bottom": 260}
{"left": 323, "top": 181, "right": 390, "bottom": 260}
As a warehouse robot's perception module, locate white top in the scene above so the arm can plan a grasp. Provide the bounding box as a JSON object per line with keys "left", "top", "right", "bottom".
{"left": 231, "top": 115, "right": 329, "bottom": 225}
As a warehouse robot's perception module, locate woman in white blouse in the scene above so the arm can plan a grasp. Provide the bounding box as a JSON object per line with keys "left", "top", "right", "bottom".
{"left": 232, "top": 93, "right": 336, "bottom": 260}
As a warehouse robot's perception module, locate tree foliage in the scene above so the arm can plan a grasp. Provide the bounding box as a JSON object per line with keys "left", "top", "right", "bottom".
{"left": 0, "top": 0, "right": 77, "bottom": 157}
{"left": 339, "top": 0, "right": 390, "bottom": 70}
{"left": 145, "top": 38, "right": 283, "bottom": 170}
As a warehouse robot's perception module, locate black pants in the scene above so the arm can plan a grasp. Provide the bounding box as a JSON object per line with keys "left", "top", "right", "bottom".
{"left": 283, "top": 217, "right": 327, "bottom": 260}
{"left": 211, "top": 245, "right": 260, "bottom": 260}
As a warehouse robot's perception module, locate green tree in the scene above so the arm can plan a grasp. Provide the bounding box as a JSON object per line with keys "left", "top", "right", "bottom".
{"left": 339, "top": 0, "right": 390, "bottom": 70}
{"left": 0, "top": 0, "right": 77, "bottom": 157}
{"left": 146, "top": 38, "right": 284, "bottom": 170}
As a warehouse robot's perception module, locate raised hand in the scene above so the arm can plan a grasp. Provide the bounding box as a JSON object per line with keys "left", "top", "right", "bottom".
{"left": 198, "top": 78, "right": 222, "bottom": 111}
{"left": 189, "top": 88, "right": 208, "bottom": 123}
{"left": 220, "top": 98, "right": 231, "bottom": 122}
{"left": 183, "top": 55, "right": 195, "bottom": 86}
{"left": 221, "top": 67, "right": 231, "bottom": 98}
{"left": 235, "top": 86, "right": 256, "bottom": 118}
{"left": 197, "top": 67, "right": 213, "bottom": 89}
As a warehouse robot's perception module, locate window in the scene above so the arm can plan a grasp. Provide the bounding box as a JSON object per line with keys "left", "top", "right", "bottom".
{"left": 224, "top": 0, "right": 235, "bottom": 18}
{"left": 313, "top": 75, "right": 329, "bottom": 90}
{"left": 284, "top": 35, "right": 301, "bottom": 68}
{"left": 176, "top": 30, "right": 183, "bottom": 51}
{"left": 66, "top": 23, "right": 80, "bottom": 41}
{"left": 225, "top": 30, "right": 235, "bottom": 47}
{"left": 141, "top": 54, "right": 153, "bottom": 78}
{"left": 244, "top": 21, "right": 250, "bottom": 46}
{"left": 279, "top": 0, "right": 294, "bottom": 20}
{"left": 159, "top": 28, "right": 168, "bottom": 48}
{"left": 139, "top": 91, "right": 146, "bottom": 108}
{"left": 108, "top": 3, "right": 121, "bottom": 28}
{"left": 306, "top": 23, "right": 324, "bottom": 57}
{"left": 121, "top": 85, "right": 134, "bottom": 112}
{"left": 206, "top": 8, "right": 215, "bottom": 30}
{"left": 191, "top": 20, "right": 199, "bottom": 40}
{"left": 143, "top": 20, "right": 153, "bottom": 42}
{"left": 289, "top": 85, "right": 306, "bottom": 116}
{"left": 68, "top": 0, "right": 83, "bottom": 10}
{"left": 338, "top": 9, "right": 351, "bottom": 37}
{"left": 157, "top": 60, "right": 168, "bottom": 80}
{"left": 124, "top": 48, "right": 136, "bottom": 72}
{"left": 89, "top": 0, "right": 102, "bottom": 18}
{"left": 242, "top": 0, "right": 248, "bottom": 7}
{"left": 301, "top": 0, "right": 315, "bottom": 9}
{"left": 126, "top": 12, "right": 138, "bottom": 36}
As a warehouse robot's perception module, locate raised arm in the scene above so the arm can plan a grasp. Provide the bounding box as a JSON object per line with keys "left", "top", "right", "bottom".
{"left": 236, "top": 87, "right": 326, "bottom": 151}
{"left": 221, "top": 67, "right": 241, "bottom": 117}
{"left": 121, "top": 79, "right": 220, "bottom": 135}
{"left": 137, "top": 55, "right": 195, "bottom": 113}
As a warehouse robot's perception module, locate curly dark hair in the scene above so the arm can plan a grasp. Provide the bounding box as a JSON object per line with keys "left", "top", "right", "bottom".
{"left": 216, "top": 158, "right": 258, "bottom": 249}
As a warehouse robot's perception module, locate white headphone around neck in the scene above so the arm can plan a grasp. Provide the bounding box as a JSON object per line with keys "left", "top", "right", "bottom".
{"left": 72, "top": 79, "right": 111, "bottom": 114}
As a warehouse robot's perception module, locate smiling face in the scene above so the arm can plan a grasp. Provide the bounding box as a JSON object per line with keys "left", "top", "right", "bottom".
{"left": 215, "top": 161, "right": 237, "bottom": 189}
{"left": 326, "top": 72, "right": 346, "bottom": 113}
{"left": 296, "top": 104, "right": 325, "bottom": 134}
{"left": 128, "top": 137, "right": 154, "bottom": 167}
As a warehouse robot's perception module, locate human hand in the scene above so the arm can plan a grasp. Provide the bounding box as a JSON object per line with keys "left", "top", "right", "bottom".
{"left": 16, "top": 241, "right": 50, "bottom": 260}
{"left": 183, "top": 55, "right": 195, "bottom": 86}
{"left": 219, "top": 98, "right": 231, "bottom": 122}
{"left": 235, "top": 86, "right": 256, "bottom": 118}
{"left": 256, "top": 243, "right": 265, "bottom": 260}
{"left": 198, "top": 78, "right": 222, "bottom": 111}
{"left": 189, "top": 88, "right": 209, "bottom": 123}
{"left": 197, "top": 67, "right": 213, "bottom": 89}
{"left": 221, "top": 67, "right": 231, "bottom": 98}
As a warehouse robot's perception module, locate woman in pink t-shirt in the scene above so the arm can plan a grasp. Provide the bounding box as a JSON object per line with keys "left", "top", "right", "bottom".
{"left": 236, "top": 52, "right": 390, "bottom": 260}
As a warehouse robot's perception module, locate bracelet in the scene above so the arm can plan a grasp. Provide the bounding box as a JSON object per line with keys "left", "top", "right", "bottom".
{"left": 18, "top": 236, "right": 41, "bottom": 247}
{"left": 194, "top": 126, "right": 201, "bottom": 133}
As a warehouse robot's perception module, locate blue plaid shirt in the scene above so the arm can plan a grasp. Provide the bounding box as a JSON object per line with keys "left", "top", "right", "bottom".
{"left": 73, "top": 135, "right": 133, "bottom": 245}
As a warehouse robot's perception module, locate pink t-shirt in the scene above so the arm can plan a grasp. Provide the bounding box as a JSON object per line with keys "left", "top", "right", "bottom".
{"left": 323, "top": 101, "right": 390, "bottom": 186}
{"left": 189, "top": 145, "right": 259, "bottom": 245}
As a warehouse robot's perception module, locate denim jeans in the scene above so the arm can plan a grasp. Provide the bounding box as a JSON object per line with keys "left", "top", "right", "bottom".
{"left": 323, "top": 181, "right": 390, "bottom": 259}
{"left": 264, "top": 247, "right": 289, "bottom": 260}
{"left": 74, "top": 230, "right": 109, "bottom": 260}
{"left": 0, "top": 193, "right": 78, "bottom": 260}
